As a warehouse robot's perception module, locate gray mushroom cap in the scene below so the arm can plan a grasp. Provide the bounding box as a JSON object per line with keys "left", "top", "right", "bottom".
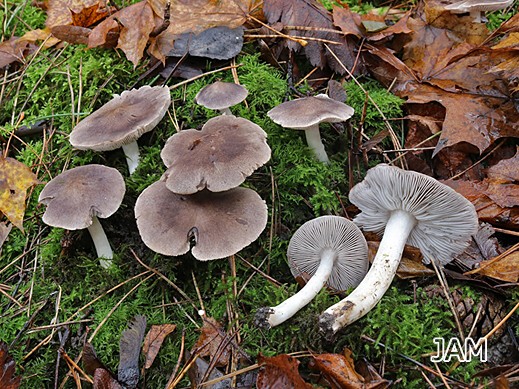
{"left": 195, "top": 81, "right": 248, "bottom": 111}
{"left": 287, "top": 216, "right": 369, "bottom": 291}
{"left": 38, "top": 164, "right": 125, "bottom": 230}
{"left": 69, "top": 85, "right": 171, "bottom": 151}
{"left": 161, "top": 115, "right": 271, "bottom": 194}
{"left": 267, "top": 94, "right": 354, "bottom": 130}
{"left": 349, "top": 164, "right": 478, "bottom": 265}
{"left": 444, "top": 0, "right": 514, "bottom": 13}
{"left": 134, "top": 181, "right": 267, "bottom": 261}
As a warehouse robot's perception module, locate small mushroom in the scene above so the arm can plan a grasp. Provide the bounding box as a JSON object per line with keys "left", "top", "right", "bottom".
{"left": 134, "top": 181, "right": 267, "bottom": 260}
{"left": 69, "top": 85, "right": 171, "bottom": 175}
{"left": 38, "top": 164, "right": 126, "bottom": 268}
{"left": 195, "top": 81, "right": 248, "bottom": 115}
{"left": 444, "top": 0, "right": 514, "bottom": 22}
{"left": 319, "top": 164, "right": 478, "bottom": 338}
{"left": 255, "top": 216, "right": 369, "bottom": 329}
{"left": 267, "top": 94, "right": 354, "bottom": 163}
{"left": 161, "top": 115, "right": 271, "bottom": 194}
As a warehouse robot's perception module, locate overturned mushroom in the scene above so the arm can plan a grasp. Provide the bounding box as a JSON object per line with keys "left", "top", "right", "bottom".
{"left": 267, "top": 94, "right": 354, "bottom": 163}
{"left": 135, "top": 181, "right": 267, "bottom": 260}
{"left": 38, "top": 164, "right": 125, "bottom": 268}
{"left": 255, "top": 216, "right": 368, "bottom": 329}
{"left": 161, "top": 115, "right": 271, "bottom": 194}
{"left": 195, "top": 81, "right": 248, "bottom": 115}
{"left": 444, "top": 0, "right": 514, "bottom": 22}
{"left": 319, "top": 164, "right": 478, "bottom": 338}
{"left": 69, "top": 85, "right": 171, "bottom": 174}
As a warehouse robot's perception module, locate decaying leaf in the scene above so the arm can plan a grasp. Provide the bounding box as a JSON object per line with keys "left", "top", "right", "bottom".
{"left": 0, "top": 221, "right": 12, "bottom": 248}
{"left": 193, "top": 317, "right": 231, "bottom": 368}
{"left": 263, "top": 0, "right": 361, "bottom": 75}
{"left": 142, "top": 323, "right": 176, "bottom": 369}
{"left": 0, "top": 341, "right": 21, "bottom": 389}
{"left": 312, "top": 350, "right": 365, "bottom": 388}
{"left": 256, "top": 353, "right": 313, "bottom": 389}
{"left": 45, "top": 0, "right": 115, "bottom": 28}
{"left": 94, "top": 369, "right": 123, "bottom": 389}
{"left": 186, "top": 350, "right": 232, "bottom": 389}
{"left": 470, "top": 250, "right": 519, "bottom": 283}
{"left": 0, "top": 157, "right": 40, "bottom": 231}
{"left": 0, "top": 37, "right": 37, "bottom": 69}
{"left": 118, "top": 315, "right": 146, "bottom": 388}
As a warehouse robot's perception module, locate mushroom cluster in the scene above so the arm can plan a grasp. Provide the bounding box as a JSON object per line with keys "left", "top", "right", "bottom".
{"left": 135, "top": 96, "right": 271, "bottom": 261}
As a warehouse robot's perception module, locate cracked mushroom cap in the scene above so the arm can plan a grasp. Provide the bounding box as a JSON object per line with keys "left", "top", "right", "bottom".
{"left": 195, "top": 81, "right": 248, "bottom": 111}
{"left": 161, "top": 115, "right": 271, "bottom": 194}
{"left": 134, "top": 181, "right": 267, "bottom": 260}
{"left": 444, "top": 0, "right": 514, "bottom": 13}
{"left": 349, "top": 164, "right": 478, "bottom": 265}
{"left": 38, "top": 164, "right": 125, "bottom": 230}
{"left": 69, "top": 85, "right": 171, "bottom": 151}
{"left": 288, "top": 216, "right": 369, "bottom": 291}
{"left": 267, "top": 94, "right": 354, "bottom": 130}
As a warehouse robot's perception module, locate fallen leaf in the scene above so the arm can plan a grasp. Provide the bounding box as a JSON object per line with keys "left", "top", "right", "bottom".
{"left": 472, "top": 250, "right": 519, "bottom": 283}
{"left": 186, "top": 350, "right": 232, "bottom": 389}
{"left": 0, "top": 37, "right": 37, "bottom": 69}
{"left": 142, "top": 323, "right": 176, "bottom": 369}
{"left": 263, "top": 0, "right": 361, "bottom": 75}
{"left": 0, "top": 221, "right": 12, "bottom": 248}
{"left": 45, "top": 0, "right": 114, "bottom": 28}
{"left": 118, "top": 315, "right": 146, "bottom": 389}
{"left": 0, "top": 157, "right": 40, "bottom": 231}
{"left": 0, "top": 341, "right": 21, "bottom": 389}
{"left": 193, "top": 317, "right": 231, "bottom": 368}
{"left": 83, "top": 342, "right": 109, "bottom": 376}
{"left": 51, "top": 25, "right": 91, "bottom": 45}
{"left": 94, "top": 368, "right": 123, "bottom": 389}
{"left": 256, "top": 353, "right": 313, "bottom": 389}
{"left": 312, "top": 350, "right": 365, "bottom": 388}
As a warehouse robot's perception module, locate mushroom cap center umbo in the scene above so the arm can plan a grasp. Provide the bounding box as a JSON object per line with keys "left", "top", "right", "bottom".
{"left": 287, "top": 215, "right": 369, "bottom": 291}
{"left": 161, "top": 115, "right": 270, "bottom": 194}
{"left": 69, "top": 85, "right": 171, "bottom": 151}
{"left": 349, "top": 164, "right": 478, "bottom": 265}
{"left": 38, "top": 164, "right": 126, "bottom": 230}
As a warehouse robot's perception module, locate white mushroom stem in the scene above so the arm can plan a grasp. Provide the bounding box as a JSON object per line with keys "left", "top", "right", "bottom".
{"left": 302, "top": 124, "right": 329, "bottom": 164}
{"left": 122, "top": 141, "right": 140, "bottom": 175}
{"left": 87, "top": 215, "right": 113, "bottom": 268}
{"left": 319, "top": 209, "right": 416, "bottom": 337}
{"left": 257, "top": 248, "right": 337, "bottom": 328}
{"left": 219, "top": 108, "right": 233, "bottom": 115}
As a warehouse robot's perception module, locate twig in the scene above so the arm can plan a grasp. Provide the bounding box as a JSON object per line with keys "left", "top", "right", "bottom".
{"left": 247, "top": 14, "right": 308, "bottom": 46}
{"left": 169, "top": 64, "right": 243, "bottom": 90}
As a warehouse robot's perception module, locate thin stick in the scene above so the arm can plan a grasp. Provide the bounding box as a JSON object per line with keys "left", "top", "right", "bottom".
{"left": 26, "top": 319, "right": 93, "bottom": 333}
{"left": 59, "top": 347, "right": 93, "bottom": 384}
{"left": 169, "top": 64, "right": 243, "bottom": 90}
{"left": 247, "top": 14, "right": 308, "bottom": 46}
{"left": 243, "top": 34, "right": 340, "bottom": 45}
{"left": 165, "top": 329, "right": 186, "bottom": 388}
{"left": 451, "top": 139, "right": 505, "bottom": 180}
{"left": 433, "top": 361, "right": 452, "bottom": 389}
{"left": 199, "top": 363, "right": 260, "bottom": 387}
{"left": 464, "top": 242, "right": 519, "bottom": 275}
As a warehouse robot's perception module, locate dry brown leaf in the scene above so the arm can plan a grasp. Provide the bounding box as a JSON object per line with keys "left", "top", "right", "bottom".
{"left": 192, "top": 317, "right": 231, "bottom": 368}
{"left": 51, "top": 25, "right": 91, "bottom": 45}
{"left": 472, "top": 250, "right": 519, "bottom": 283}
{"left": 45, "top": 0, "right": 114, "bottom": 28}
{"left": 0, "top": 341, "right": 21, "bottom": 389}
{"left": 142, "top": 323, "right": 176, "bottom": 369}
{"left": 256, "top": 353, "right": 313, "bottom": 389}
{"left": 0, "top": 37, "right": 37, "bottom": 69}
{"left": 93, "top": 369, "right": 123, "bottom": 389}
{"left": 312, "top": 349, "right": 365, "bottom": 389}
{"left": 0, "top": 157, "right": 40, "bottom": 231}
{"left": 0, "top": 221, "right": 12, "bottom": 248}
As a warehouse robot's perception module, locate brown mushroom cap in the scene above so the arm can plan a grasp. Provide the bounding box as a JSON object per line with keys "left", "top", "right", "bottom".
{"left": 69, "top": 85, "right": 171, "bottom": 151}
{"left": 349, "top": 164, "right": 478, "bottom": 265}
{"left": 287, "top": 216, "right": 369, "bottom": 291}
{"left": 195, "top": 81, "right": 248, "bottom": 111}
{"left": 134, "top": 181, "right": 267, "bottom": 260}
{"left": 267, "top": 94, "right": 354, "bottom": 130}
{"left": 38, "top": 164, "right": 125, "bottom": 230}
{"left": 161, "top": 115, "right": 271, "bottom": 194}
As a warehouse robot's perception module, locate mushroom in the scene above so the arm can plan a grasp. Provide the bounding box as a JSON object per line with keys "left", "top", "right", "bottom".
{"left": 443, "top": 0, "right": 514, "bottom": 22}
{"left": 38, "top": 164, "right": 126, "bottom": 268}
{"left": 255, "top": 216, "right": 369, "bottom": 329}
{"left": 134, "top": 180, "right": 267, "bottom": 260}
{"left": 267, "top": 94, "right": 354, "bottom": 163}
{"left": 160, "top": 115, "right": 271, "bottom": 194}
{"left": 195, "top": 81, "right": 248, "bottom": 115}
{"left": 319, "top": 164, "right": 478, "bottom": 337}
{"left": 69, "top": 85, "right": 171, "bottom": 175}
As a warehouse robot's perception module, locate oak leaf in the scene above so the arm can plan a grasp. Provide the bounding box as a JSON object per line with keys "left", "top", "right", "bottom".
{"left": 256, "top": 353, "right": 313, "bottom": 389}
{"left": 45, "top": 0, "right": 114, "bottom": 28}
{"left": 0, "top": 157, "right": 40, "bottom": 231}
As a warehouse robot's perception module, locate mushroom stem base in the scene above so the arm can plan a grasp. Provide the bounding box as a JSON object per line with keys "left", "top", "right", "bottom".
{"left": 304, "top": 125, "right": 329, "bottom": 164}
{"left": 87, "top": 215, "right": 113, "bottom": 268}
{"left": 255, "top": 248, "right": 337, "bottom": 329}
{"left": 122, "top": 141, "right": 140, "bottom": 175}
{"left": 319, "top": 209, "right": 416, "bottom": 338}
